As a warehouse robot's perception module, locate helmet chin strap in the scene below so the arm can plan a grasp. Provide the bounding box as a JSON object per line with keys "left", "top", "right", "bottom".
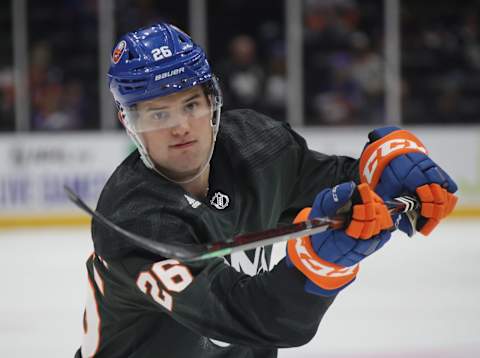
{"left": 127, "top": 106, "right": 221, "bottom": 186}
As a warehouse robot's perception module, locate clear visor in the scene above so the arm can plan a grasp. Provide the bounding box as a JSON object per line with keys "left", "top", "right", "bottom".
{"left": 123, "top": 95, "right": 217, "bottom": 133}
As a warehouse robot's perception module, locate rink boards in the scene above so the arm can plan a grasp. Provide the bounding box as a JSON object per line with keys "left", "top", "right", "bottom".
{"left": 0, "top": 126, "right": 479, "bottom": 227}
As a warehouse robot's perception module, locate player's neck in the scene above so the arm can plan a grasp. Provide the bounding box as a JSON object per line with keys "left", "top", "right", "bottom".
{"left": 181, "top": 166, "right": 210, "bottom": 199}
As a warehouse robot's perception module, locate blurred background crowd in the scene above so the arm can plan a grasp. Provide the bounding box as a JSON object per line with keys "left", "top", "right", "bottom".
{"left": 1, "top": 0, "right": 480, "bottom": 131}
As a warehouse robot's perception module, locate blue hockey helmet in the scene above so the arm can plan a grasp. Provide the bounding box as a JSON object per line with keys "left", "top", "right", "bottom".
{"left": 107, "top": 23, "right": 222, "bottom": 184}
{"left": 108, "top": 22, "right": 220, "bottom": 107}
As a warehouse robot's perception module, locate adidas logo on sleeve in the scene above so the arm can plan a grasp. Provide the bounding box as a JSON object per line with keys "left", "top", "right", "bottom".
{"left": 184, "top": 194, "right": 201, "bottom": 208}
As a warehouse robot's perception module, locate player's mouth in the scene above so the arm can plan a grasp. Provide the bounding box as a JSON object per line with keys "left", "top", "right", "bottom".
{"left": 170, "top": 140, "right": 197, "bottom": 149}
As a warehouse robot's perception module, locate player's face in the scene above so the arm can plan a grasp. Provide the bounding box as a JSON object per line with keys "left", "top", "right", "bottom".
{"left": 137, "top": 86, "right": 214, "bottom": 181}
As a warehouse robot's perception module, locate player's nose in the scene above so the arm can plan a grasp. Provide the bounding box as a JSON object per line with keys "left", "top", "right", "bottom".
{"left": 170, "top": 119, "right": 191, "bottom": 136}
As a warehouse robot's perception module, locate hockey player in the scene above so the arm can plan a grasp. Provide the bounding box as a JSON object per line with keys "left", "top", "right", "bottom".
{"left": 75, "top": 23, "right": 457, "bottom": 357}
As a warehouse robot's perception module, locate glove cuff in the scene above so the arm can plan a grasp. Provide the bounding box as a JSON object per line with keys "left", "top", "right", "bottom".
{"left": 287, "top": 235, "right": 359, "bottom": 291}
{"left": 286, "top": 208, "right": 359, "bottom": 291}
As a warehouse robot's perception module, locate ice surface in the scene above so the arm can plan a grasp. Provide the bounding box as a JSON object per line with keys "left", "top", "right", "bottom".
{"left": 279, "top": 219, "right": 480, "bottom": 357}
{"left": 0, "top": 219, "right": 479, "bottom": 357}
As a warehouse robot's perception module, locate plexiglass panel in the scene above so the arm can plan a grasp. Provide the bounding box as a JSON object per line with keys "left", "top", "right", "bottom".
{"left": 0, "top": 1, "right": 14, "bottom": 131}
{"left": 28, "top": 0, "right": 99, "bottom": 130}
{"left": 304, "top": 0, "right": 385, "bottom": 125}
{"left": 208, "top": 0, "right": 287, "bottom": 122}
{"left": 402, "top": 0, "right": 480, "bottom": 124}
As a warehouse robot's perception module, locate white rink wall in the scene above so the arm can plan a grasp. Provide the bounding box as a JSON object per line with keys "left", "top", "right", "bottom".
{"left": 0, "top": 132, "right": 131, "bottom": 225}
{"left": 0, "top": 126, "right": 479, "bottom": 227}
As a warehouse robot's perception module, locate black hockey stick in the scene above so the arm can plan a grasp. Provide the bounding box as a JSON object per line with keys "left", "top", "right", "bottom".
{"left": 64, "top": 186, "right": 418, "bottom": 261}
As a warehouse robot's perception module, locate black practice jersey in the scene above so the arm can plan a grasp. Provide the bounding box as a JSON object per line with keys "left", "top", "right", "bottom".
{"left": 75, "top": 109, "right": 359, "bottom": 358}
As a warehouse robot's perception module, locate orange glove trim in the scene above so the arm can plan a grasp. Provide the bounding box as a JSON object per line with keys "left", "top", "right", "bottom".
{"left": 346, "top": 184, "right": 394, "bottom": 239}
{"left": 416, "top": 184, "right": 458, "bottom": 235}
{"left": 359, "top": 130, "right": 428, "bottom": 189}
{"left": 287, "top": 208, "right": 359, "bottom": 291}
{"left": 446, "top": 193, "right": 459, "bottom": 216}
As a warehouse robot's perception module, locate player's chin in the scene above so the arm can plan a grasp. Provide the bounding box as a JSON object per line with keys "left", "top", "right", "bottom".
{"left": 165, "top": 162, "right": 205, "bottom": 181}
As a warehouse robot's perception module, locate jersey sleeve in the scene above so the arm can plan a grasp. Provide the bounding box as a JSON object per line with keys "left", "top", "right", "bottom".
{"left": 279, "top": 124, "right": 360, "bottom": 224}
{"left": 97, "top": 239, "right": 335, "bottom": 349}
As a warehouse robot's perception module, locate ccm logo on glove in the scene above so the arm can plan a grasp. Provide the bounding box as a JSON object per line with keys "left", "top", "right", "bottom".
{"left": 359, "top": 126, "right": 458, "bottom": 236}
{"left": 360, "top": 130, "right": 427, "bottom": 188}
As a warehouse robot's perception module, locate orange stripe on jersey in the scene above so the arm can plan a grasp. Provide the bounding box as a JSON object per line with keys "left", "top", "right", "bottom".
{"left": 82, "top": 274, "right": 102, "bottom": 358}
{"left": 93, "top": 263, "right": 105, "bottom": 296}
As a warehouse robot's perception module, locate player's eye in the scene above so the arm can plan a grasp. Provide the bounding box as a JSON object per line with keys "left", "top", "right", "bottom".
{"left": 148, "top": 111, "right": 170, "bottom": 122}
{"left": 184, "top": 101, "right": 199, "bottom": 115}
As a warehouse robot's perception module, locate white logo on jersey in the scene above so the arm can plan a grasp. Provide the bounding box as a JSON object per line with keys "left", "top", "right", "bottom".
{"left": 226, "top": 242, "right": 287, "bottom": 277}
{"left": 208, "top": 338, "right": 231, "bottom": 348}
{"left": 229, "top": 247, "right": 269, "bottom": 276}
{"left": 210, "top": 191, "right": 230, "bottom": 210}
{"left": 184, "top": 194, "right": 201, "bottom": 208}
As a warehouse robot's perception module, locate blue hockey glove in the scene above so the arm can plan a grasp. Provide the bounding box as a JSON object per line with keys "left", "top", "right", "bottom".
{"left": 359, "top": 127, "right": 458, "bottom": 236}
{"left": 286, "top": 182, "right": 393, "bottom": 296}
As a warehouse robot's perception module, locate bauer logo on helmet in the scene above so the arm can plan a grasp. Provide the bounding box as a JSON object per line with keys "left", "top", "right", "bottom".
{"left": 154, "top": 67, "right": 185, "bottom": 81}
{"left": 112, "top": 40, "right": 127, "bottom": 64}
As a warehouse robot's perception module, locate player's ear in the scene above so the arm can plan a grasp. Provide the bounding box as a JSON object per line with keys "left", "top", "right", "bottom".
{"left": 117, "top": 110, "right": 126, "bottom": 126}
